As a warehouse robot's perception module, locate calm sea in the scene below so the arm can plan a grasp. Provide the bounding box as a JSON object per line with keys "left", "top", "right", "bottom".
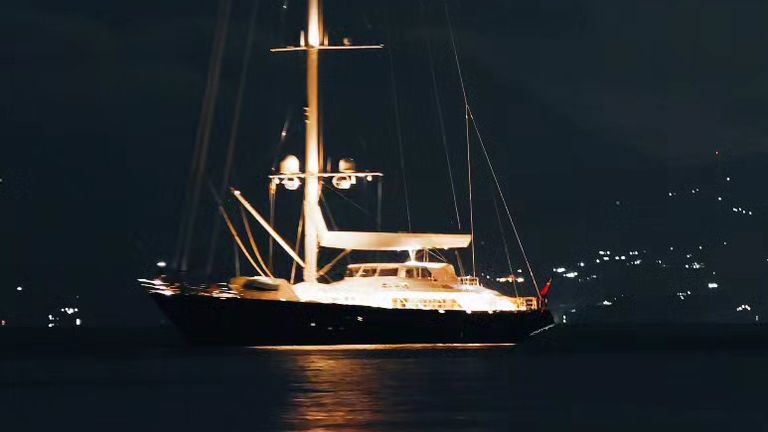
{"left": 1, "top": 325, "right": 766, "bottom": 431}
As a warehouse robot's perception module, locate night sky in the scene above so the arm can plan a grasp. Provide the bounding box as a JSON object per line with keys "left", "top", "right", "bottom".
{"left": 2, "top": 0, "right": 767, "bottom": 326}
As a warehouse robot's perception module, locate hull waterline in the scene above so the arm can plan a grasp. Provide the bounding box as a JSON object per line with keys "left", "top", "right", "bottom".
{"left": 149, "top": 293, "right": 555, "bottom": 346}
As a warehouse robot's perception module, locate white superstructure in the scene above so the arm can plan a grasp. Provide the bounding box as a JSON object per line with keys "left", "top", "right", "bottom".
{"left": 227, "top": 261, "right": 540, "bottom": 313}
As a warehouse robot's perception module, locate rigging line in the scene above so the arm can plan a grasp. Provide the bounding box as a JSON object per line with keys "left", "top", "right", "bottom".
{"left": 444, "top": 3, "right": 469, "bottom": 109}
{"left": 466, "top": 114, "right": 476, "bottom": 276}
{"left": 318, "top": 194, "right": 350, "bottom": 266}
{"left": 174, "top": 0, "right": 228, "bottom": 270}
{"left": 427, "top": 249, "right": 448, "bottom": 263}
{"left": 492, "top": 193, "right": 514, "bottom": 275}
{"left": 240, "top": 206, "right": 273, "bottom": 278}
{"left": 453, "top": 250, "right": 465, "bottom": 277}
{"left": 375, "top": 178, "right": 383, "bottom": 262}
{"left": 386, "top": 28, "right": 412, "bottom": 231}
{"left": 270, "top": 111, "right": 294, "bottom": 170}
{"left": 233, "top": 238, "right": 241, "bottom": 277}
{"left": 320, "top": 193, "right": 349, "bottom": 268}
{"left": 206, "top": 0, "right": 262, "bottom": 275}
{"left": 218, "top": 201, "right": 262, "bottom": 275}
{"left": 233, "top": 188, "right": 304, "bottom": 266}
{"left": 267, "top": 114, "right": 296, "bottom": 272}
{"left": 207, "top": 181, "right": 262, "bottom": 276}
{"left": 420, "top": 0, "right": 461, "bottom": 230}
{"left": 444, "top": 1, "right": 474, "bottom": 275}
{"left": 319, "top": 194, "right": 339, "bottom": 230}
{"left": 318, "top": 249, "right": 351, "bottom": 277}
{"left": 289, "top": 210, "right": 304, "bottom": 284}
{"left": 278, "top": 0, "right": 289, "bottom": 40}
{"left": 268, "top": 182, "right": 276, "bottom": 271}
{"left": 324, "top": 182, "right": 373, "bottom": 218}
{"left": 468, "top": 106, "right": 540, "bottom": 295}
{"left": 376, "top": 178, "right": 383, "bottom": 231}
{"left": 319, "top": 192, "right": 353, "bottom": 266}
{"left": 176, "top": 0, "right": 233, "bottom": 272}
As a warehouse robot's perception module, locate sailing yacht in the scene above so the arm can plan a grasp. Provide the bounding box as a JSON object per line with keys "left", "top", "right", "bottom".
{"left": 143, "top": 0, "right": 554, "bottom": 346}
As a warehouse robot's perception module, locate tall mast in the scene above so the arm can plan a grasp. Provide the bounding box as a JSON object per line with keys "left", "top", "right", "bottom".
{"left": 303, "top": 0, "right": 323, "bottom": 282}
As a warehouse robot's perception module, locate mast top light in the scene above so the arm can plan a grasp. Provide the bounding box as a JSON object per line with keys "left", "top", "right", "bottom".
{"left": 279, "top": 155, "right": 301, "bottom": 174}
{"left": 339, "top": 158, "right": 356, "bottom": 173}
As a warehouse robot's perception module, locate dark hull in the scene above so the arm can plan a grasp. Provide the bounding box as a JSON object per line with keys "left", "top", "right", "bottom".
{"left": 149, "top": 293, "right": 555, "bottom": 346}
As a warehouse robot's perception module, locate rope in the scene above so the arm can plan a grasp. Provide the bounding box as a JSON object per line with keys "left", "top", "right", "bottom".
{"left": 468, "top": 107, "right": 540, "bottom": 295}
{"left": 493, "top": 193, "right": 518, "bottom": 296}
{"left": 445, "top": 2, "right": 474, "bottom": 275}
{"left": 267, "top": 111, "right": 292, "bottom": 272}
{"left": 268, "top": 182, "right": 276, "bottom": 271}
{"left": 240, "top": 206, "right": 273, "bottom": 278}
{"left": 454, "top": 250, "right": 465, "bottom": 277}
{"left": 324, "top": 182, "right": 373, "bottom": 217}
{"left": 206, "top": 0, "right": 261, "bottom": 275}
{"left": 207, "top": 182, "right": 262, "bottom": 277}
{"left": 270, "top": 111, "right": 294, "bottom": 171}
{"left": 319, "top": 193, "right": 339, "bottom": 230}
{"left": 233, "top": 239, "right": 240, "bottom": 276}
{"left": 427, "top": 249, "right": 448, "bottom": 263}
{"left": 318, "top": 249, "right": 351, "bottom": 277}
{"left": 492, "top": 194, "right": 514, "bottom": 276}
{"left": 421, "top": 1, "right": 461, "bottom": 230}
{"left": 218, "top": 203, "right": 262, "bottom": 276}
{"left": 376, "top": 178, "right": 383, "bottom": 231}
{"left": 386, "top": 28, "right": 412, "bottom": 231}
{"left": 176, "top": 0, "right": 232, "bottom": 272}
{"left": 444, "top": 2, "right": 537, "bottom": 294}
{"left": 290, "top": 210, "right": 303, "bottom": 284}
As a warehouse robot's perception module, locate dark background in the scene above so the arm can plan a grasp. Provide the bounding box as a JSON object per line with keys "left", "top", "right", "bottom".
{"left": 2, "top": 0, "right": 767, "bottom": 326}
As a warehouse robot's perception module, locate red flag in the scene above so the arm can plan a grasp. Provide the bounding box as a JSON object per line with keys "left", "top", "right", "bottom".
{"left": 539, "top": 278, "right": 553, "bottom": 298}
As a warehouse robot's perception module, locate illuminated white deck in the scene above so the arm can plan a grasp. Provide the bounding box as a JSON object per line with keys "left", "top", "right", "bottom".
{"left": 250, "top": 261, "right": 540, "bottom": 313}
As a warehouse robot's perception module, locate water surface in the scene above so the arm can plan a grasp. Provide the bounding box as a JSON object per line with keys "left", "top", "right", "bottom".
{"left": 1, "top": 325, "right": 766, "bottom": 430}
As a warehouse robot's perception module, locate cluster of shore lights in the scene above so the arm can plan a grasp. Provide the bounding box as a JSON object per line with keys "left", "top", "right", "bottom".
{"left": 735, "top": 305, "right": 760, "bottom": 321}
{"left": 495, "top": 275, "right": 525, "bottom": 283}
{"left": 553, "top": 267, "right": 578, "bottom": 278}
{"left": 593, "top": 250, "right": 642, "bottom": 264}
{"left": 553, "top": 244, "right": 732, "bottom": 285}
{"left": 667, "top": 176, "right": 756, "bottom": 217}
{"left": 48, "top": 307, "right": 82, "bottom": 328}
{"left": 270, "top": 156, "right": 381, "bottom": 191}
{"left": 555, "top": 243, "right": 766, "bottom": 315}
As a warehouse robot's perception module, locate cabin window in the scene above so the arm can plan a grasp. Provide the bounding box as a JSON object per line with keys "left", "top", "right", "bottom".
{"left": 378, "top": 268, "right": 398, "bottom": 276}
{"left": 345, "top": 268, "right": 359, "bottom": 277}
{"left": 403, "top": 268, "right": 432, "bottom": 279}
{"left": 359, "top": 267, "right": 376, "bottom": 277}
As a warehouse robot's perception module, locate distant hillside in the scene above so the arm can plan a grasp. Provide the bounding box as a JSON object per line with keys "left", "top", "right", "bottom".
{"left": 518, "top": 153, "right": 768, "bottom": 323}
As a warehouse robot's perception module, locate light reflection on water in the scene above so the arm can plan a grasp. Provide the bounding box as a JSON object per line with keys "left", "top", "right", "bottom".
{"left": 271, "top": 345, "right": 517, "bottom": 430}
{"left": 252, "top": 343, "right": 517, "bottom": 351}
{"left": 254, "top": 339, "right": 768, "bottom": 431}
{"left": 285, "top": 351, "right": 392, "bottom": 429}
{"left": 2, "top": 328, "right": 768, "bottom": 430}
